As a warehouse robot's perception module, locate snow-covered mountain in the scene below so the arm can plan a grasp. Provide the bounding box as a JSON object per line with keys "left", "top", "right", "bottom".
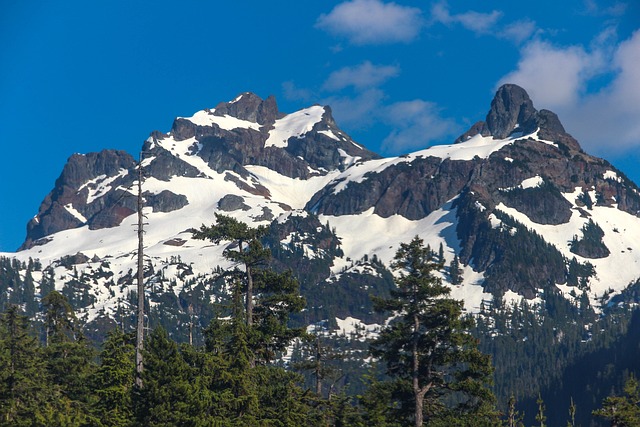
{"left": 3, "top": 84, "right": 640, "bottom": 340}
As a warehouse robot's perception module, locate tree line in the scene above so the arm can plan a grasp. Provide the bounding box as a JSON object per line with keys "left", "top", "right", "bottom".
{"left": 0, "top": 215, "right": 636, "bottom": 426}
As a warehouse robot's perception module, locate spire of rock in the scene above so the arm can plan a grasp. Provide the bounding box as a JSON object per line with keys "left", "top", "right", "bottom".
{"left": 455, "top": 84, "right": 581, "bottom": 152}
{"left": 213, "top": 92, "right": 283, "bottom": 125}
{"left": 485, "top": 84, "right": 538, "bottom": 139}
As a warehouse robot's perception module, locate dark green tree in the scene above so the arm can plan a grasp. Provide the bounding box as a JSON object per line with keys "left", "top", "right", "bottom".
{"left": 449, "top": 255, "right": 463, "bottom": 286}
{"left": 42, "top": 291, "right": 97, "bottom": 425}
{"left": 370, "top": 236, "right": 498, "bottom": 427}
{"left": 134, "top": 327, "right": 200, "bottom": 426}
{"left": 593, "top": 375, "right": 640, "bottom": 427}
{"left": 192, "top": 214, "right": 305, "bottom": 365}
{"left": 192, "top": 213, "right": 269, "bottom": 327}
{"left": 535, "top": 394, "right": 547, "bottom": 427}
{"left": 92, "top": 329, "right": 135, "bottom": 427}
{"left": 0, "top": 305, "right": 51, "bottom": 425}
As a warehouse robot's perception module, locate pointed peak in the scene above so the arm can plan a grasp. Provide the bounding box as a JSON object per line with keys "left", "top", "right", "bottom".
{"left": 213, "top": 92, "right": 282, "bottom": 125}
{"left": 486, "top": 84, "right": 538, "bottom": 139}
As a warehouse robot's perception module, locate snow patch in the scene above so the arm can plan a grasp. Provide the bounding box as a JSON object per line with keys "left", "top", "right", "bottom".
{"left": 182, "top": 109, "right": 262, "bottom": 131}
{"left": 318, "top": 129, "right": 340, "bottom": 141}
{"left": 64, "top": 204, "right": 87, "bottom": 223}
{"left": 79, "top": 169, "right": 129, "bottom": 204}
{"left": 264, "top": 106, "right": 325, "bottom": 148}
{"left": 603, "top": 170, "right": 622, "bottom": 183}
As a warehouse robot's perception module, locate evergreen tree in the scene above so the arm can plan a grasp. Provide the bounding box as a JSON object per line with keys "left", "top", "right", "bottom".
{"left": 134, "top": 327, "right": 200, "bottom": 426}
{"left": 593, "top": 375, "right": 640, "bottom": 427}
{"left": 92, "top": 329, "right": 135, "bottom": 427}
{"left": 505, "top": 395, "right": 524, "bottom": 427}
{"left": 42, "top": 291, "right": 97, "bottom": 425}
{"left": 192, "top": 214, "right": 305, "bottom": 365}
{"left": 0, "top": 305, "right": 51, "bottom": 425}
{"left": 450, "top": 255, "right": 463, "bottom": 286}
{"left": 192, "top": 213, "right": 269, "bottom": 328}
{"left": 535, "top": 394, "right": 547, "bottom": 427}
{"left": 370, "top": 236, "right": 498, "bottom": 427}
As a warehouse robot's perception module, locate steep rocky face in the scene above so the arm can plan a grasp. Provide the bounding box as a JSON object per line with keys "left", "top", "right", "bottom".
{"left": 21, "top": 150, "right": 137, "bottom": 249}
{"left": 308, "top": 156, "right": 479, "bottom": 219}
{"left": 213, "top": 92, "right": 283, "bottom": 125}
{"left": 164, "top": 93, "right": 379, "bottom": 179}
{"left": 455, "top": 84, "right": 581, "bottom": 153}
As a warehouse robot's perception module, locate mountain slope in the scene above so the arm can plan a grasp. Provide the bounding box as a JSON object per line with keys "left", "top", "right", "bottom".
{"left": 3, "top": 85, "right": 640, "bottom": 340}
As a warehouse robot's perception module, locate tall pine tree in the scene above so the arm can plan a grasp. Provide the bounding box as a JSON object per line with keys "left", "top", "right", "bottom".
{"left": 370, "top": 236, "right": 498, "bottom": 426}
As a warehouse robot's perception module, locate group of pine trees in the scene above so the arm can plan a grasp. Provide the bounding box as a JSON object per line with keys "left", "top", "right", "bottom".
{"left": 0, "top": 214, "right": 637, "bottom": 426}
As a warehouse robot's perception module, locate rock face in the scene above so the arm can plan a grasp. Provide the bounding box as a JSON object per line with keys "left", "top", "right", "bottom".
{"left": 22, "top": 150, "right": 137, "bottom": 249}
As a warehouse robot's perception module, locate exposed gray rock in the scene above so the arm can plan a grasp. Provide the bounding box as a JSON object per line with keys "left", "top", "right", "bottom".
{"left": 145, "top": 190, "right": 188, "bottom": 213}
{"left": 486, "top": 84, "right": 538, "bottom": 139}
{"left": 218, "top": 194, "right": 250, "bottom": 212}
{"left": 213, "top": 93, "right": 283, "bottom": 125}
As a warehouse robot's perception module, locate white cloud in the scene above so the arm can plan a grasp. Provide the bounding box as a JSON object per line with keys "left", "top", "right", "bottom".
{"left": 322, "top": 89, "right": 387, "bottom": 129}
{"left": 381, "top": 100, "right": 458, "bottom": 152}
{"left": 497, "top": 40, "right": 602, "bottom": 109}
{"left": 499, "top": 19, "right": 538, "bottom": 44}
{"left": 498, "top": 30, "right": 640, "bottom": 154}
{"left": 322, "top": 61, "right": 400, "bottom": 91}
{"left": 431, "top": 2, "right": 502, "bottom": 35}
{"left": 582, "top": 0, "right": 627, "bottom": 17}
{"left": 316, "top": 0, "right": 423, "bottom": 45}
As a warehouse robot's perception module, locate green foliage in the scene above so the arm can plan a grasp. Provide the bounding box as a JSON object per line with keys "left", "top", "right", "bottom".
{"left": 449, "top": 255, "right": 463, "bottom": 286}
{"left": 192, "top": 214, "right": 305, "bottom": 366}
{"left": 0, "top": 306, "right": 52, "bottom": 425}
{"left": 593, "top": 374, "right": 640, "bottom": 426}
{"left": 92, "top": 329, "right": 135, "bottom": 427}
{"left": 569, "top": 219, "right": 610, "bottom": 259}
{"left": 370, "top": 236, "right": 499, "bottom": 426}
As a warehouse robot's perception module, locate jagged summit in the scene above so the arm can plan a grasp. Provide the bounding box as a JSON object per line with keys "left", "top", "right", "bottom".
{"left": 9, "top": 85, "right": 640, "bottom": 364}
{"left": 455, "top": 84, "right": 580, "bottom": 152}
{"left": 212, "top": 92, "right": 284, "bottom": 125}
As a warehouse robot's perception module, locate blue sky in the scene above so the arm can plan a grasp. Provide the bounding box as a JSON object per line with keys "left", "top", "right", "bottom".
{"left": 1, "top": 0, "right": 639, "bottom": 252}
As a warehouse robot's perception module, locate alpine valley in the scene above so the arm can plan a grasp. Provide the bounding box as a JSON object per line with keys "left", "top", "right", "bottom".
{"left": 2, "top": 84, "right": 640, "bottom": 425}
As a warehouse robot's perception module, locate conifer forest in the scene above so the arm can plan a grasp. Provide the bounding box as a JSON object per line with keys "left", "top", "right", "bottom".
{"left": 0, "top": 216, "right": 639, "bottom": 426}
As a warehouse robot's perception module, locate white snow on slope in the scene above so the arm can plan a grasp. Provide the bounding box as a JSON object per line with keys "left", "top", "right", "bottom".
{"left": 604, "top": 170, "right": 622, "bottom": 183}
{"left": 321, "top": 198, "right": 491, "bottom": 312}
{"left": 181, "top": 109, "right": 262, "bottom": 131}
{"left": 521, "top": 175, "right": 544, "bottom": 189}
{"left": 318, "top": 129, "right": 340, "bottom": 141}
{"left": 264, "top": 106, "right": 325, "bottom": 148}
{"left": 64, "top": 204, "right": 87, "bottom": 223}
{"left": 496, "top": 187, "right": 640, "bottom": 305}
{"left": 335, "top": 317, "right": 380, "bottom": 341}
{"left": 79, "top": 169, "right": 129, "bottom": 204}
{"left": 328, "top": 130, "right": 555, "bottom": 196}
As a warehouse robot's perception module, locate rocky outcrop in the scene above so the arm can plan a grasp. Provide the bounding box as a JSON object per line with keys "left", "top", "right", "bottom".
{"left": 21, "top": 150, "right": 137, "bottom": 249}
{"left": 213, "top": 93, "right": 283, "bottom": 125}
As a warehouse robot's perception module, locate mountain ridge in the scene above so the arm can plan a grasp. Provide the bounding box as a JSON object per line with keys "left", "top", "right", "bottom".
{"left": 5, "top": 83, "right": 640, "bottom": 333}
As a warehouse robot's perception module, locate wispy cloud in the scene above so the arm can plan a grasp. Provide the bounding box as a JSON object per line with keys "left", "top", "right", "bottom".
{"left": 316, "top": 0, "right": 423, "bottom": 45}
{"left": 321, "top": 88, "right": 387, "bottom": 128}
{"left": 381, "top": 100, "right": 458, "bottom": 152}
{"left": 282, "top": 81, "right": 314, "bottom": 103}
{"left": 499, "top": 19, "right": 539, "bottom": 44}
{"left": 430, "top": 2, "right": 502, "bottom": 35}
{"left": 498, "top": 40, "right": 602, "bottom": 108}
{"left": 322, "top": 61, "right": 400, "bottom": 91}
{"left": 581, "top": 0, "right": 627, "bottom": 17}
{"left": 283, "top": 58, "right": 458, "bottom": 153}
{"left": 498, "top": 29, "right": 640, "bottom": 154}
{"left": 430, "top": 2, "right": 538, "bottom": 44}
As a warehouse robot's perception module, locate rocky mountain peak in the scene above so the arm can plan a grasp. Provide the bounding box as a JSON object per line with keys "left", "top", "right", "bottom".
{"left": 213, "top": 92, "right": 283, "bottom": 125}
{"left": 486, "top": 84, "right": 538, "bottom": 138}
{"left": 455, "top": 84, "right": 581, "bottom": 152}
